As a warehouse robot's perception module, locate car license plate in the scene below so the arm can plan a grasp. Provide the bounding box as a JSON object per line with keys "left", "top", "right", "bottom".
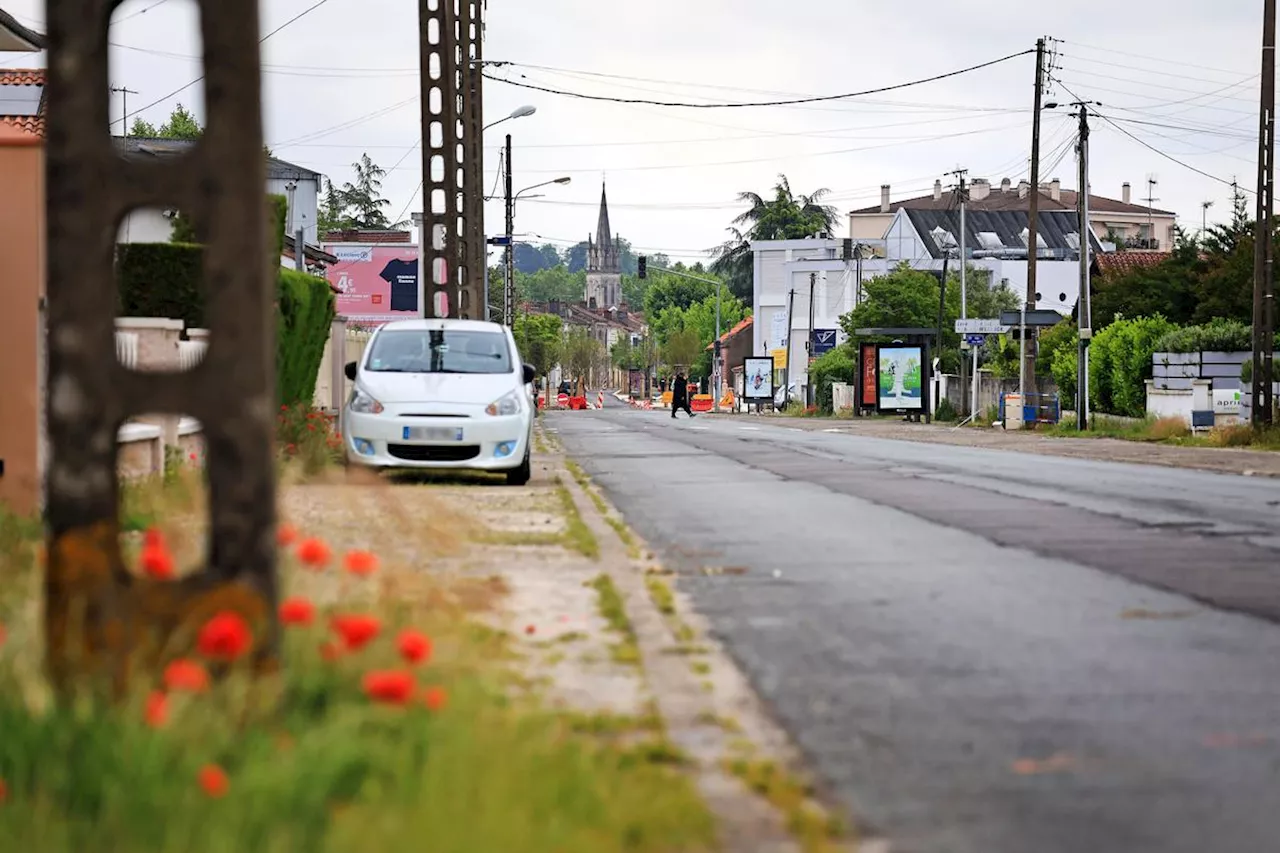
{"left": 403, "top": 426, "right": 464, "bottom": 442}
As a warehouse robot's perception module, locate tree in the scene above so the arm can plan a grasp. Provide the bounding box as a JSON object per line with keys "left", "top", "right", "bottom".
{"left": 711, "top": 174, "right": 840, "bottom": 301}
{"left": 516, "top": 265, "right": 586, "bottom": 303}
{"left": 318, "top": 177, "right": 352, "bottom": 235}
{"left": 562, "top": 327, "right": 602, "bottom": 383}
{"left": 338, "top": 153, "right": 405, "bottom": 230}
{"left": 642, "top": 267, "right": 721, "bottom": 317}
{"left": 661, "top": 328, "right": 704, "bottom": 373}
{"left": 514, "top": 313, "right": 563, "bottom": 384}
{"left": 514, "top": 242, "right": 554, "bottom": 274}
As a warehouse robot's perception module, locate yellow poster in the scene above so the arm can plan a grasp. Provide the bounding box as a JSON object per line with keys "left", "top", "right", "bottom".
{"left": 770, "top": 348, "right": 787, "bottom": 370}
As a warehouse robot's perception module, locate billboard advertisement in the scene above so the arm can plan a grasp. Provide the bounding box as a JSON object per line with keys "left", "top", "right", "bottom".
{"left": 859, "top": 343, "right": 878, "bottom": 408}
{"left": 323, "top": 244, "right": 420, "bottom": 324}
{"left": 742, "top": 357, "right": 775, "bottom": 400}
{"left": 877, "top": 345, "right": 924, "bottom": 412}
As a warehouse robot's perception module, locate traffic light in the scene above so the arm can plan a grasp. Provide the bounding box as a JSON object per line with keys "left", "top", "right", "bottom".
{"left": 638, "top": 256, "right": 647, "bottom": 279}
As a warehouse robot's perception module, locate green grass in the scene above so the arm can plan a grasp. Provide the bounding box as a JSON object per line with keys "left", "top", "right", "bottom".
{"left": 589, "top": 575, "right": 640, "bottom": 667}
{"left": 645, "top": 578, "right": 676, "bottom": 616}
{"left": 0, "top": 478, "right": 715, "bottom": 853}
{"left": 555, "top": 482, "right": 599, "bottom": 560}
{"left": 724, "top": 758, "right": 848, "bottom": 853}
{"left": 1046, "top": 415, "right": 1280, "bottom": 451}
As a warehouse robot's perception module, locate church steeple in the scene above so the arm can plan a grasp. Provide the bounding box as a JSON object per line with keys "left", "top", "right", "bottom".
{"left": 595, "top": 183, "right": 613, "bottom": 249}
{"left": 585, "top": 181, "right": 622, "bottom": 308}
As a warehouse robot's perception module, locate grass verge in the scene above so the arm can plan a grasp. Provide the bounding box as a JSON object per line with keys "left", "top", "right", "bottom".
{"left": 724, "top": 758, "right": 847, "bottom": 853}
{"left": 555, "top": 480, "right": 600, "bottom": 560}
{"left": 588, "top": 574, "right": 641, "bottom": 667}
{"left": 0, "top": 472, "right": 715, "bottom": 853}
{"left": 1047, "top": 415, "right": 1280, "bottom": 451}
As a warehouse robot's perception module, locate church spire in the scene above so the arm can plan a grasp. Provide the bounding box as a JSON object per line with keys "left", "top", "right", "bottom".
{"left": 595, "top": 181, "right": 613, "bottom": 250}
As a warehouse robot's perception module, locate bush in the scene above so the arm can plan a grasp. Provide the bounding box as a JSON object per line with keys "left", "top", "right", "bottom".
{"left": 934, "top": 398, "right": 958, "bottom": 422}
{"left": 277, "top": 269, "right": 336, "bottom": 407}
{"left": 1155, "top": 318, "right": 1256, "bottom": 354}
{"left": 1089, "top": 315, "right": 1178, "bottom": 417}
{"left": 117, "top": 243, "right": 205, "bottom": 328}
{"left": 808, "top": 346, "right": 856, "bottom": 414}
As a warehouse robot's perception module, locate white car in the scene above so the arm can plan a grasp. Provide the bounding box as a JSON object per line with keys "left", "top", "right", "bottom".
{"left": 342, "top": 319, "right": 536, "bottom": 485}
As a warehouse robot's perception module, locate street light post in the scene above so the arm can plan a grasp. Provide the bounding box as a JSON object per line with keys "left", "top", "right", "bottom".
{"left": 507, "top": 176, "right": 571, "bottom": 327}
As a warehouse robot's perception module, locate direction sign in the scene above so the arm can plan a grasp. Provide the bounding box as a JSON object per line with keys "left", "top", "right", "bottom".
{"left": 1000, "top": 309, "right": 1068, "bottom": 327}
{"left": 955, "top": 318, "right": 1009, "bottom": 334}
{"left": 965, "top": 334, "right": 986, "bottom": 346}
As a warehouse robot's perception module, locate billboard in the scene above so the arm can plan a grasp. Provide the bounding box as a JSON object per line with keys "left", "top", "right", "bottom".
{"left": 811, "top": 329, "right": 838, "bottom": 358}
{"left": 877, "top": 345, "right": 924, "bottom": 412}
{"left": 859, "top": 343, "right": 878, "bottom": 408}
{"left": 742, "top": 357, "right": 775, "bottom": 400}
{"left": 323, "top": 244, "right": 420, "bottom": 324}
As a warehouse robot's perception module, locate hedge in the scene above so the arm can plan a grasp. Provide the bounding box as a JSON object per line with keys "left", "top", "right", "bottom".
{"left": 1154, "top": 318, "right": 1280, "bottom": 354}
{"left": 277, "top": 268, "right": 336, "bottom": 406}
{"left": 117, "top": 242, "right": 205, "bottom": 328}
{"left": 808, "top": 345, "right": 856, "bottom": 413}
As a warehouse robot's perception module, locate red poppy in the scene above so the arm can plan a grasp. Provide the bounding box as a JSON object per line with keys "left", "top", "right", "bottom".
{"left": 140, "top": 545, "right": 175, "bottom": 581}
{"left": 525, "top": 624, "right": 537, "bottom": 636}
{"left": 197, "top": 612, "right": 252, "bottom": 662}
{"left": 397, "top": 630, "right": 433, "bottom": 665}
{"left": 331, "top": 614, "right": 381, "bottom": 651}
{"left": 145, "top": 690, "right": 168, "bottom": 728}
{"left": 343, "top": 550, "right": 379, "bottom": 577}
{"left": 362, "top": 670, "right": 416, "bottom": 705}
{"left": 296, "top": 538, "right": 332, "bottom": 569}
{"left": 279, "top": 597, "right": 316, "bottom": 627}
{"left": 423, "top": 686, "right": 448, "bottom": 712}
{"left": 276, "top": 524, "right": 299, "bottom": 547}
{"left": 143, "top": 527, "right": 166, "bottom": 550}
{"left": 198, "top": 765, "right": 229, "bottom": 798}
{"left": 0, "top": 777, "right": 7, "bottom": 803}
{"left": 164, "top": 659, "right": 210, "bottom": 693}
{"left": 189, "top": 453, "right": 198, "bottom": 463}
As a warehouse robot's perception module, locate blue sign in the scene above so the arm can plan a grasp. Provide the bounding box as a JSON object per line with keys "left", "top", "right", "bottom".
{"left": 965, "top": 334, "right": 985, "bottom": 346}
{"left": 812, "top": 329, "right": 838, "bottom": 356}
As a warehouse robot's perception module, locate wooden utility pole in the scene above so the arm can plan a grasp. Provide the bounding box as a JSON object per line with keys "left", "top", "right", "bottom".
{"left": 1254, "top": 0, "right": 1276, "bottom": 429}
{"left": 110, "top": 85, "right": 138, "bottom": 136}
{"left": 1073, "top": 101, "right": 1100, "bottom": 431}
{"left": 1021, "top": 38, "right": 1046, "bottom": 421}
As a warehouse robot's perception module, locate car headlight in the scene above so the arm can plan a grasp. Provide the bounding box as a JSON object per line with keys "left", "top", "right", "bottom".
{"left": 485, "top": 390, "right": 523, "bottom": 417}
{"left": 349, "top": 389, "right": 384, "bottom": 415}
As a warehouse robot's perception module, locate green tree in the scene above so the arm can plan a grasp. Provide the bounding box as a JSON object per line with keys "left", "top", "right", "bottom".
{"left": 642, "top": 267, "right": 721, "bottom": 317}
{"left": 661, "top": 328, "right": 703, "bottom": 372}
{"left": 337, "top": 153, "right": 405, "bottom": 230}
{"left": 514, "top": 312, "right": 563, "bottom": 383}
{"left": 516, "top": 265, "right": 586, "bottom": 303}
{"left": 562, "top": 327, "right": 602, "bottom": 383}
{"left": 711, "top": 175, "right": 839, "bottom": 301}
{"left": 318, "top": 177, "right": 352, "bottom": 235}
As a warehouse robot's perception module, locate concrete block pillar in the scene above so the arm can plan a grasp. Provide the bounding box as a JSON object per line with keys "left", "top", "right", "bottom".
{"left": 117, "top": 317, "right": 187, "bottom": 464}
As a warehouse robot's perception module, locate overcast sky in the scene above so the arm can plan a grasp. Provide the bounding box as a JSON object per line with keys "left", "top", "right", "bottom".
{"left": 1, "top": 0, "right": 1268, "bottom": 261}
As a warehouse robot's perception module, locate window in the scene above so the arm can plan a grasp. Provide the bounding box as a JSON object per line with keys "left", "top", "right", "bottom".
{"left": 365, "top": 329, "right": 513, "bottom": 375}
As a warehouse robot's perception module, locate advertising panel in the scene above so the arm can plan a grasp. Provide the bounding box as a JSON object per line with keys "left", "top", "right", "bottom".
{"left": 742, "top": 357, "right": 775, "bottom": 400}
{"left": 859, "top": 343, "right": 878, "bottom": 407}
{"left": 812, "top": 329, "right": 838, "bottom": 358}
{"left": 323, "top": 244, "right": 421, "bottom": 324}
{"left": 876, "top": 345, "right": 924, "bottom": 412}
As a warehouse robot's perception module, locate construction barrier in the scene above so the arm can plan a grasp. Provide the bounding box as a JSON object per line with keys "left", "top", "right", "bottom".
{"left": 569, "top": 396, "right": 588, "bottom": 410}
{"left": 597, "top": 391, "right": 605, "bottom": 410}
{"left": 691, "top": 395, "right": 713, "bottom": 413}
{"left": 556, "top": 393, "right": 569, "bottom": 409}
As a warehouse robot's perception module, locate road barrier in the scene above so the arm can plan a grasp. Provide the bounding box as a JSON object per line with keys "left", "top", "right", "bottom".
{"left": 691, "top": 395, "right": 713, "bottom": 413}
{"left": 597, "top": 391, "right": 605, "bottom": 410}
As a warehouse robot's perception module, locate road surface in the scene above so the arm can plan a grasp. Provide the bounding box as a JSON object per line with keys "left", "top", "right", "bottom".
{"left": 548, "top": 407, "right": 1280, "bottom": 853}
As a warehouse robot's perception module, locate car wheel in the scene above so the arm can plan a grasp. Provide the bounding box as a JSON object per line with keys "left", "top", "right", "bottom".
{"left": 506, "top": 450, "right": 532, "bottom": 486}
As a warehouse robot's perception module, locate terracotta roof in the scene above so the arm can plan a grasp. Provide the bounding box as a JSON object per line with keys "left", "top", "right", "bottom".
{"left": 1094, "top": 250, "right": 1172, "bottom": 277}
{"left": 322, "top": 229, "right": 412, "bottom": 244}
{"left": 0, "top": 68, "right": 46, "bottom": 140}
{"left": 707, "top": 316, "right": 753, "bottom": 350}
{"left": 850, "top": 185, "right": 1176, "bottom": 218}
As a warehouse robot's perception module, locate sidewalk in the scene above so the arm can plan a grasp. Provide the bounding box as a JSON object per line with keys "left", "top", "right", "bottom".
{"left": 702, "top": 412, "right": 1280, "bottom": 478}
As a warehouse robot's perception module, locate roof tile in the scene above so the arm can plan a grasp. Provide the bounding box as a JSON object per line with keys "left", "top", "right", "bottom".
{"left": 0, "top": 69, "right": 46, "bottom": 140}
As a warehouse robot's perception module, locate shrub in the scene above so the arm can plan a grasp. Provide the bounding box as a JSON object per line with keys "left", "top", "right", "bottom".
{"left": 277, "top": 269, "right": 336, "bottom": 407}
{"left": 1144, "top": 417, "right": 1191, "bottom": 441}
{"left": 1089, "top": 315, "right": 1178, "bottom": 418}
{"left": 1155, "top": 319, "right": 1256, "bottom": 354}
{"left": 117, "top": 243, "right": 205, "bottom": 328}
{"left": 934, "top": 398, "right": 958, "bottom": 422}
{"left": 808, "top": 345, "right": 855, "bottom": 414}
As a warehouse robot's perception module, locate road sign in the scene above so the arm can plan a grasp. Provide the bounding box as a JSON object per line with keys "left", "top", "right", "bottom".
{"left": 486, "top": 235, "right": 511, "bottom": 246}
{"left": 965, "top": 334, "right": 985, "bottom": 346}
{"left": 955, "top": 318, "right": 1009, "bottom": 334}
{"left": 999, "top": 309, "right": 1067, "bottom": 327}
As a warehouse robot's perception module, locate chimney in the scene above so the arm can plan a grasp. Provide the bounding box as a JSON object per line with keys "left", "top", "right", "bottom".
{"left": 1122, "top": 182, "right": 1131, "bottom": 204}
{"left": 971, "top": 178, "right": 991, "bottom": 201}
{"left": 880, "top": 184, "right": 891, "bottom": 213}
{"left": 1001, "top": 177, "right": 1011, "bottom": 193}
{"left": 1018, "top": 179, "right": 1030, "bottom": 199}
{"left": 933, "top": 179, "right": 943, "bottom": 201}
{"left": 1050, "top": 178, "right": 1061, "bottom": 202}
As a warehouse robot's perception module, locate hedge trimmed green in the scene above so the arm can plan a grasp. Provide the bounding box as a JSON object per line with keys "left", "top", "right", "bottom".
{"left": 808, "top": 345, "right": 856, "bottom": 414}
{"left": 117, "top": 243, "right": 205, "bottom": 328}
{"left": 277, "top": 269, "right": 336, "bottom": 406}
{"left": 1154, "top": 318, "right": 1280, "bottom": 354}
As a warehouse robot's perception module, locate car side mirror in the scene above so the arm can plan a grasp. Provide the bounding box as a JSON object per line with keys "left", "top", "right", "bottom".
{"left": 522, "top": 363, "right": 536, "bottom": 385}
{"left": 344, "top": 361, "right": 358, "bottom": 381}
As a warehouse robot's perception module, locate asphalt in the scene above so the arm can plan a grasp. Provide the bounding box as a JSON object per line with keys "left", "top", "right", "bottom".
{"left": 548, "top": 405, "right": 1280, "bottom": 853}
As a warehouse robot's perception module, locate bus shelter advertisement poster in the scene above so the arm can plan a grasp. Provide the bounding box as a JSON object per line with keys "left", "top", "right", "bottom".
{"left": 877, "top": 345, "right": 923, "bottom": 411}
{"left": 324, "top": 245, "right": 420, "bottom": 324}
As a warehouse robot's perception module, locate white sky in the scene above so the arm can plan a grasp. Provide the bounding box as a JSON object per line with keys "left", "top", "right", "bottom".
{"left": 1, "top": 0, "right": 1267, "bottom": 262}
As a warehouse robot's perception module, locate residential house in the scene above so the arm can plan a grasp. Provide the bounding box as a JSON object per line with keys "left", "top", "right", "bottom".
{"left": 850, "top": 178, "right": 1178, "bottom": 251}
{"left": 0, "top": 64, "right": 45, "bottom": 513}
{"left": 534, "top": 300, "right": 647, "bottom": 390}
{"left": 113, "top": 137, "right": 331, "bottom": 270}
{"left": 707, "top": 316, "right": 754, "bottom": 404}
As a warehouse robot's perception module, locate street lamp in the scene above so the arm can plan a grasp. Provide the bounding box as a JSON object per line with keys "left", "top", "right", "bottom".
{"left": 484, "top": 104, "right": 536, "bottom": 131}
{"left": 505, "top": 175, "right": 571, "bottom": 327}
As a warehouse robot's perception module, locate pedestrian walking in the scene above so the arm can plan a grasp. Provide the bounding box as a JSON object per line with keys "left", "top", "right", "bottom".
{"left": 671, "top": 371, "right": 695, "bottom": 419}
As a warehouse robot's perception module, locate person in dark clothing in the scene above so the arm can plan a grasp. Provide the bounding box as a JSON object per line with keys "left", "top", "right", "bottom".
{"left": 671, "top": 372, "right": 695, "bottom": 419}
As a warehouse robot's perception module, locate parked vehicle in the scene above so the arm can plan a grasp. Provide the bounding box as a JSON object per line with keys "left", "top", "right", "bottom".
{"left": 342, "top": 319, "right": 536, "bottom": 485}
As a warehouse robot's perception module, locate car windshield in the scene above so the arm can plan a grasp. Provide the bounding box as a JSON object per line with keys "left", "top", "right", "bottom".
{"left": 365, "top": 329, "right": 513, "bottom": 375}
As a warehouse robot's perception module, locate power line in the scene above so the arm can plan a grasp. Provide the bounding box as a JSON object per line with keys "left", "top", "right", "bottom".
{"left": 121, "top": 0, "right": 339, "bottom": 123}
{"left": 482, "top": 49, "right": 1034, "bottom": 109}
{"left": 114, "top": 0, "right": 174, "bottom": 25}
{"left": 1058, "top": 39, "right": 1254, "bottom": 78}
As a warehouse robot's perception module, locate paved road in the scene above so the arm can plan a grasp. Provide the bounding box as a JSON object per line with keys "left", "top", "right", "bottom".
{"left": 548, "top": 407, "right": 1280, "bottom": 853}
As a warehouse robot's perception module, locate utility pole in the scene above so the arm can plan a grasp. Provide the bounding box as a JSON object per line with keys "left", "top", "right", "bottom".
{"left": 110, "top": 85, "right": 138, "bottom": 136}
{"left": 1202, "top": 201, "right": 1214, "bottom": 236}
{"left": 784, "top": 288, "right": 796, "bottom": 409}
{"left": 1143, "top": 177, "right": 1160, "bottom": 245}
{"left": 714, "top": 278, "right": 723, "bottom": 413}
{"left": 952, "top": 169, "right": 970, "bottom": 416}
{"left": 806, "top": 272, "right": 818, "bottom": 408}
{"left": 1073, "top": 101, "right": 1100, "bottom": 431}
{"left": 1254, "top": 0, "right": 1277, "bottom": 429}
{"left": 504, "top": 134, "right": 515, "bottom": 327}
{"left": 1022, "top": 37, "right": 1047, "bottom": 420}
{"left": 295, "top": 227, "right": 306, "bottom": 273}
{"left": 935, "top": 254, "right": 951, "bottom": 418}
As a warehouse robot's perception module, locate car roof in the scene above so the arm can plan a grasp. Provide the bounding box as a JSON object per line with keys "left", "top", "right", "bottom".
{"left": 375, "top": 319, "right": 507, "bottom": 334}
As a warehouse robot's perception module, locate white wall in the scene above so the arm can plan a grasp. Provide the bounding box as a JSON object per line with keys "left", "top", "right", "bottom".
{"left": 117, "top": 208, "right": 173, "bottom": 244}
{"left": 270, "top": 174, "right": 321, "bottom": 244}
